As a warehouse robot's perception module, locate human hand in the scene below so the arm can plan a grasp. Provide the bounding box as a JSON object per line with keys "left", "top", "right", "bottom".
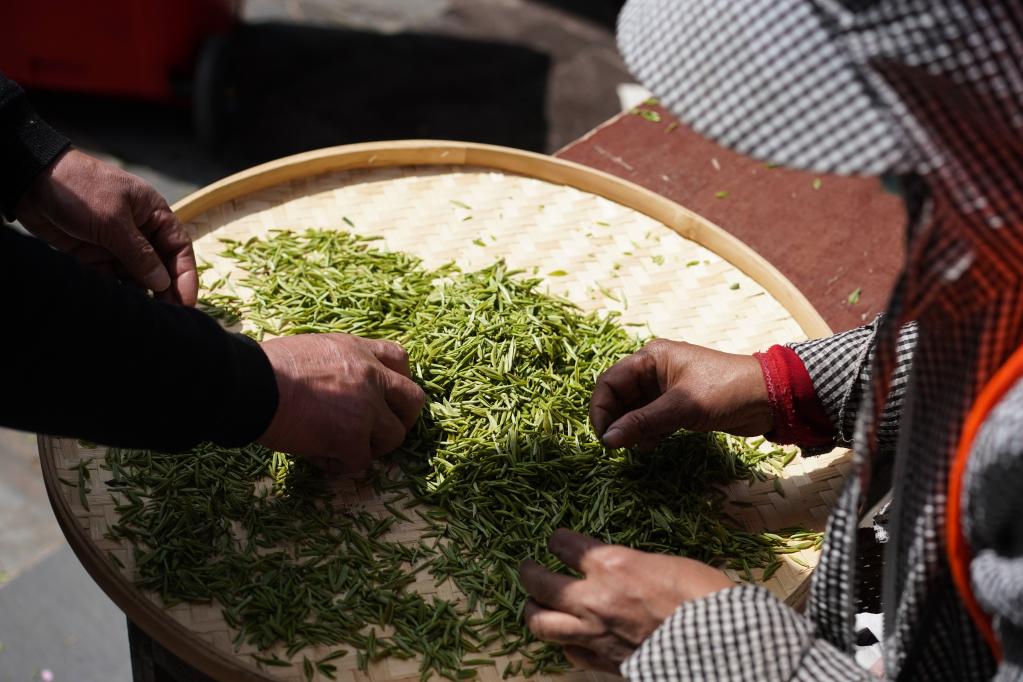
{"left": 15, "top": 148, "right": 198, "bottom": 305}
{"left": 258, "top": 333, "right": 426, "bottom": 467}
{"left": 520, "top": 529, "right": 733, "bottom": 673}
{"left": 590, "top": 339, "right": 771, "bottom": 450}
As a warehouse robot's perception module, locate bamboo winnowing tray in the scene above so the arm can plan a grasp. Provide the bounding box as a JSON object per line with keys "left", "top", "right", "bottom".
{"left": 39, "top": 142, "right": 850, "bottom": 682}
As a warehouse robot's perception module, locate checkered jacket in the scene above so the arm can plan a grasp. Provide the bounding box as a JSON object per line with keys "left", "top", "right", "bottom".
{"left": 616, "top": 1, "right": 1023, "bottom": 680}
{"left": 624, "top": 321, "right": 1023, "bottom": 680}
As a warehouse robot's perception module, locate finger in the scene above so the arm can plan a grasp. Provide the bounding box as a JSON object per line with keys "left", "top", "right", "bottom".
{"left": 21, "top": 216, "right": 119, "bottom": 279}
{"left": 370, "top": 408, "right": 408, "bottom": 457}
{"left": 97, "top": 210, "right": 172, "bottom": 293}
{"left": 68, "top": 242, "right": 116, "bottom": 269}
{"left": 368, "top": 339, "right": 413, "bottom": 379}
{"left": 326, "top": 411, "right": 373, "bottom": 468}
{"left": 304, "top": 456, "right": 349, "bottom": 475}
{"left": 548, "top": 528, "right": 607, "bottom": 575}
{"left": 523, "top": 600, "right": 596, "bottom": 645}
{"left": 563, "top": 645, "right": 619, "bottom": 674}
{"left": 589, "top": 352, "right": 657, "bottom": 439}
{"left": 143, "top": 208, "right": 199, "bottom": 306}
{"left": 384, "top": 373, "right": 427, "bottom": 430}
{"left": 519, "top": 559, "right": 590, "bottom": 614}
{"left": 337, "top": 431, "right": 373, "bottom": 470}
{"left": 19, "top": 213, "right": 82, "bottom": 252}
{"left": 601, "top": 390, "right": 688, "bottom": 449}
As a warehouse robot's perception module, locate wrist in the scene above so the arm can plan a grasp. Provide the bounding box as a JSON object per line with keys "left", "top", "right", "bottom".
{"left": 254, "top": 338, "right": 293, "bottom": 448}
{"left": 731, "top": 354, "right": 774, "bottom": 435}
{"left": 14, "top": 146, "right": 72, "bottom": 219}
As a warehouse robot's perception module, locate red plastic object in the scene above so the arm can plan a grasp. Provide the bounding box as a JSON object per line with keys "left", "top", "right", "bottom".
{"left": 0, "top": 0, "right": 237, "bottom": 101}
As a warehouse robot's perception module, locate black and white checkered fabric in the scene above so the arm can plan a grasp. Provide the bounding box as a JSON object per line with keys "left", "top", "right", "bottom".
{"left": 617, "top": 1, "right": 1023, "bottom": 680}
{"left": 789, "top": 318, "right": 918, "bottom": 451}
{"left": 616, "top": 0, "right": 919, "bottom": 175}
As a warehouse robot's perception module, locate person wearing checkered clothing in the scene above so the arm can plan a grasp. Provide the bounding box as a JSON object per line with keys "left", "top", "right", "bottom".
{"left": 518, "top": 1, "right": 1023, "bottom": 680}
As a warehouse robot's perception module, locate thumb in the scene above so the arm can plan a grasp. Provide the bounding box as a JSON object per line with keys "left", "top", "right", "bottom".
{"left": 98, "top": 210, "right": 171, "bottom": 292}
{"left": 601, "top": 390, "right": 688, "bottom": 449}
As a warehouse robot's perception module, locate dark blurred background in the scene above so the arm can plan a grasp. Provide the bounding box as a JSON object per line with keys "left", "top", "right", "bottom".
{"left": 4, "top": 0, "right": 634, "bottom": 202}
{"left": 0, "top": 2, "right": 637, "bottom": 680}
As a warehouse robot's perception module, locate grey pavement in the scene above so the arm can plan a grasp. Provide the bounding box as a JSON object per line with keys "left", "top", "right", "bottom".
{"left": 0, "top": 546, "right": 131, "bottom": 682}
{"left": 0, "top": 1, "right": 629, "bottom": 679}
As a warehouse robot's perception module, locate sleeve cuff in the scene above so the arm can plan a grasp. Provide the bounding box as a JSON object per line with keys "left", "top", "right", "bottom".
{"left": 755, "top": 345, "right": 835, "bottom": 447}
{"left": 207, "top": 333, "right": 279, "bottom": 447}
{"left": 620, "top": 584, "right": 870, "bottom": 681}
{"left": 0, "top": 76, "right": 70, "bottom": 219}
{"left": 621, "top": 585, "right": 816, "bottom": 682}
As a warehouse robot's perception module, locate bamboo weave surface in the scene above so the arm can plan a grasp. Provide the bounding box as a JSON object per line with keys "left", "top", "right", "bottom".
{"left": 39, "top": 151, "right": 850, "bottom": 682}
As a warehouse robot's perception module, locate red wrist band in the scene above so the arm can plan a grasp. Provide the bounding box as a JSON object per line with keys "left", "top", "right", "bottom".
{"left": 754, "top": 345, "right": 834, "bottom": 446}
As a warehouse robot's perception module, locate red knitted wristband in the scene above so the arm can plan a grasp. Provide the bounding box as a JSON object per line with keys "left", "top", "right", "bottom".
{"left": 754, "top": 345, "right": 834, "bottom": 446}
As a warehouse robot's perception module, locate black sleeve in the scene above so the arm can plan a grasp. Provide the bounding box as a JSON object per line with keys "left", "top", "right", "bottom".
{"left": 0, "top": 226, "right": 279, "bottom": 451}
{"left": 0, "top": 72, "right": 71, "bottom": 219}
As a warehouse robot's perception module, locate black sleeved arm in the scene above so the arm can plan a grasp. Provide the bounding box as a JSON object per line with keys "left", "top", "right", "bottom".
{"left": 0, "top": 72, "right": 70, "bottom": 219}
{"left": 0, "top": 225, "right": 279, "bottom": 451}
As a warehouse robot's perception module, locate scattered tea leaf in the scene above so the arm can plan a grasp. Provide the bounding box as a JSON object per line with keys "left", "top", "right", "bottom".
{"left": 630, "top": 108, "right": 661, "bottom": 123}
{"left": 96, "top": 229, "right": 822, "bottom": 679}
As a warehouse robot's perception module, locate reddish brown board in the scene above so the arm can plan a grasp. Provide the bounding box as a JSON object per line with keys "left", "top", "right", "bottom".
{"left": 556, "top": 107, "right": 906, "bottom": 333}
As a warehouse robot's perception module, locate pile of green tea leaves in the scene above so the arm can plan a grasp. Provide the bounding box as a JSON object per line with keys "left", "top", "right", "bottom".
{"left": 99, "top": 229, "right": 820, "bottom": 681}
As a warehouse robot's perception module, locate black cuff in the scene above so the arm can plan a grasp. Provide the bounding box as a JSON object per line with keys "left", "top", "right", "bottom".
{"left": 0, "top": 75, "right": 71, "bottom": 220}
{"left": 208, "top": 333, "right": 280, "bottom": 447}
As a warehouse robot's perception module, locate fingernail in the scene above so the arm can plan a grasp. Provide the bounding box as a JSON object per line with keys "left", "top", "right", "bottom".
{"left": 602, "top": 427, "right": 623, "bottom": 446}
{"left": 145, "top": 265, "right": 171, "bottom": 292}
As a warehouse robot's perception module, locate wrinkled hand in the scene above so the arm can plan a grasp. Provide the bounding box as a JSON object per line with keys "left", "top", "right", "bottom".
{"left": 521, "top": 529, "right": 733, "bottom": 673}
{"left": 590, "top": 338, "right": 771, "bottom": 450}
{"left": 15, "top": 148, "right": 198, "bottom": 305}
{"left": 258, "top": 334, "right": 426, "bottom": 467}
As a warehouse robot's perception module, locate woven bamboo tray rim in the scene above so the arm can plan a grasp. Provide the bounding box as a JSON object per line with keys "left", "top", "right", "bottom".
{"left": 39, "top": 140, "right": 849, "bottom": 682}
{"left": 172, "top": 141, "right": 829, "bottom": 340}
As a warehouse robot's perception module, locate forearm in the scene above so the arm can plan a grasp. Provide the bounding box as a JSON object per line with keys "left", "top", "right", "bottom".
{"left": 0, "top": 72, "right": 70, "bottom": 219}
{"left": 0, "top": 226, "right": 277, "bottom": 451}
{"left": 621, "top": 585, "right": 873, "bottom": 682}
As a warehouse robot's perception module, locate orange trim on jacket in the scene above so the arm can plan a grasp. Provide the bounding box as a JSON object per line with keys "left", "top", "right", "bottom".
{"left": 945, "top": 347, "right": 1023, "bottom": 661}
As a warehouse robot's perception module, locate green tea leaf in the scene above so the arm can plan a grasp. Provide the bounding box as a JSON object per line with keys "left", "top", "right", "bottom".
{"left": 630, "top": 108, "right": 661, "bottom": 122}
